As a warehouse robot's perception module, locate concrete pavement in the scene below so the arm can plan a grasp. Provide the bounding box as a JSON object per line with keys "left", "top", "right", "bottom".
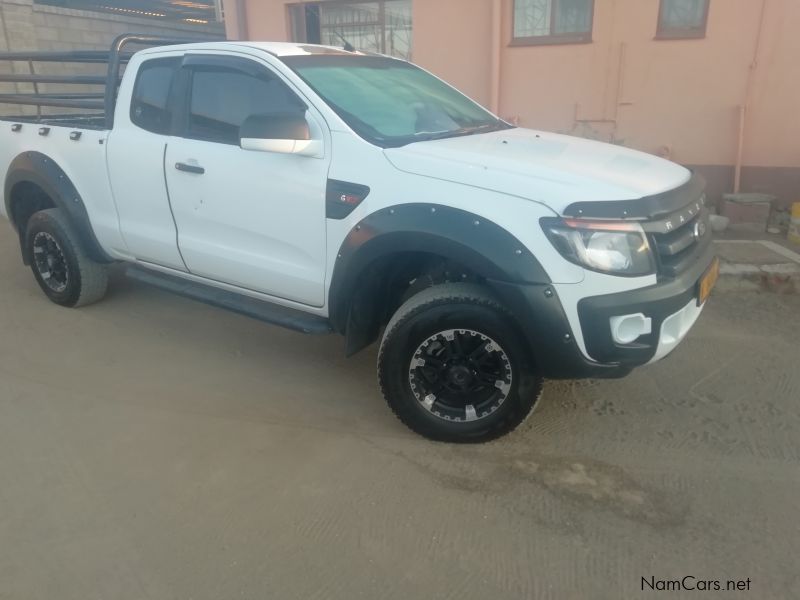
{"left": 715, "top": 237, "right": 800, "bottom": 294}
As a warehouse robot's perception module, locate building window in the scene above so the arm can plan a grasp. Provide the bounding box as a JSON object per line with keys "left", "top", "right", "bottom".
{"left": 657, "top": 0, "right": 710, "bottom": 39}
{"left": 289, "top": 1, "right": 412, "bottom": 60}
{"left": 512, "top": 0, "right": 594, "bottom": 46}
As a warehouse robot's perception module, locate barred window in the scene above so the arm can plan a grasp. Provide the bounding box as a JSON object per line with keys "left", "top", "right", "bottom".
{"left": 513, "top": 0, "right": 594, "bottom": 45}
{"left": 289, "top": 1, "right": 412, "bottom": 60}
{"left": 657, "top": 0, "right": 710, "bottom": 39}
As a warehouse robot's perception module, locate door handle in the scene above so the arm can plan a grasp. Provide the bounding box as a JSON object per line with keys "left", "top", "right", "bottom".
{"left": 175, "top": 162, "right": 205, "bottom": 175}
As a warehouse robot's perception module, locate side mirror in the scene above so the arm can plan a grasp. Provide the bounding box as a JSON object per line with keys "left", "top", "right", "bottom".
{"left": 239, "top": 111, "right": 321, "bottom": 157}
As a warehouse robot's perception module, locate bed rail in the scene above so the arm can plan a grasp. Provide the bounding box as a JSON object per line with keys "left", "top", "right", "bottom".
{"left": 0, "top": 33, "right": 219, "bottom": 128}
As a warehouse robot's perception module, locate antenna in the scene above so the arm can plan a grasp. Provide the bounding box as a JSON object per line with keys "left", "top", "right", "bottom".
{"left": 333, "top": 31, "right": 356, "bottom": 52}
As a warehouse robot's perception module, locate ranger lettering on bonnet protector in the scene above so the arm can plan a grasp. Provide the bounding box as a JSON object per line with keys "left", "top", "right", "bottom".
{"left": 0, "top": 35, "right": 716, "bottom": 442}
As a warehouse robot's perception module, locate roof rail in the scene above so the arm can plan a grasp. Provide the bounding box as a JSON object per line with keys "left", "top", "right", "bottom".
{"left": 0, "top": 33, "right": 221, "bottom": 127}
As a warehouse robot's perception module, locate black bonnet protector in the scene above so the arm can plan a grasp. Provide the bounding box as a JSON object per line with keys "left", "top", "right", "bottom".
{"left": 562, "top": 173, "right": 706, "bottom": 220}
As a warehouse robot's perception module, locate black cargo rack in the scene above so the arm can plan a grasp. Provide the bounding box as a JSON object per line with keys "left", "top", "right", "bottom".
{"left": 0, "top": 33, "right": 219, "bottom": 129}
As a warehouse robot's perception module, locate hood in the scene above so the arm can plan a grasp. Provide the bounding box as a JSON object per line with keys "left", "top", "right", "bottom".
{"left": 384, "top": 127, "right": 691, "bottom": 215}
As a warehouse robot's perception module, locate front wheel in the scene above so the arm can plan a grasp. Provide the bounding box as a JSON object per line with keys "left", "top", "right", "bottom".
{"left": 378, "top": 283, "right": 543, "bottom": 442}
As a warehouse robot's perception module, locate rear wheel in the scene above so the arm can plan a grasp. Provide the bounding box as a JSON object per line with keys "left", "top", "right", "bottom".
{"left": 25, "top": 208, "right": 108, "bottom": 307}
{"left": 378, "top": 283, "right": 543, "bottom": 442}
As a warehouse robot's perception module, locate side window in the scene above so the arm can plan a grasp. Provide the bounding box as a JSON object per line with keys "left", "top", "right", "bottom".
{"left": 186, "top": 67, "right": 304, "bottom": 145}
{"left": 130, "top": 58, "right": 179, "bottom": 134}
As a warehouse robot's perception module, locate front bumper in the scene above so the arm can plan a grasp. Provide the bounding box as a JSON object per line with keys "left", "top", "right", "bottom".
{"left": 487, "top": 235, "right": 715, "bottom": 380}
{"left": 577, "top": 236, "right": 714, "bottom": 367}
{"left": 646, "top": 296, "right": 705, "bottom": 364}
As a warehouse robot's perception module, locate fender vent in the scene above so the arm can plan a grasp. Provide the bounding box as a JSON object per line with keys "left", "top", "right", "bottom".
{"left": 326, "top": 179, "right": 370, "bottom": 220}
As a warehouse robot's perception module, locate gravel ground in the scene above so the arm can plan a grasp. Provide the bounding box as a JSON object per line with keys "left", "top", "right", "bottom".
{"left": 1, "top": 224, "right": 798, "bottom": 599}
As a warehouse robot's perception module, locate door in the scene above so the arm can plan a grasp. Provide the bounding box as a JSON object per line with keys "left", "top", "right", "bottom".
{"left": 164, "top": 56, "right": 329, "bottom": 307}
{"left": 107, "top": 56, "right": 186, "bottom": 270}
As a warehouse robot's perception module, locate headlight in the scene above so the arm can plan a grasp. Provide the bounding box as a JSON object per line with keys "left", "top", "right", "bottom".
{"left": 541, "top": 217, "right": 655, "bottom": 276}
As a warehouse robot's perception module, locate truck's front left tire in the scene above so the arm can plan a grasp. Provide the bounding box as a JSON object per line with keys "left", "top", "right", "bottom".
{"left": 25, "top": 208, "right": 108, "bottom": 308}
{"left": 378, "top": 283, "right": 543, "bottom": 442}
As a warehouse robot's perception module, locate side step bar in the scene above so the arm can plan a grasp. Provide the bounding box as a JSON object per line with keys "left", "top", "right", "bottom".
{"left": 126, "top": 266, "right": 333, "bottom": 335}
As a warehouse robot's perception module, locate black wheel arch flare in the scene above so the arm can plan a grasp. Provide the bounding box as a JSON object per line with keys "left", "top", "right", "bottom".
{"left": 328, "top": 203, "right": 552, "bottom": 355}
{"left": 4, "top": 151, "right": 112, "bottom": 264}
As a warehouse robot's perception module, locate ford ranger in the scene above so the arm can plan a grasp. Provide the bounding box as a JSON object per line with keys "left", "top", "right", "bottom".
{"left": 0, "top": 35, "right": 718, "bottom": 442}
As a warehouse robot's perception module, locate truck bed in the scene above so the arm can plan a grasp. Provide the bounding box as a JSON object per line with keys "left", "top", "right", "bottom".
{"left": 0, "top": 114, "right": 107, "bottom": 130}
{"left": 0, "top": 116, "right": 119, "bottom": 250}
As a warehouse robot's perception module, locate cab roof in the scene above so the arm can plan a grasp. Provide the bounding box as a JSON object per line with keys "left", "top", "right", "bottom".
{"left": 140, "top": 41, "right": 373, "bottom": 58}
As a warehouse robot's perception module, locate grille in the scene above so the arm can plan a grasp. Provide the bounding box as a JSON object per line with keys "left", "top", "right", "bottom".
{"left": 648, "top": 210, "right": 710, "bottom": 278}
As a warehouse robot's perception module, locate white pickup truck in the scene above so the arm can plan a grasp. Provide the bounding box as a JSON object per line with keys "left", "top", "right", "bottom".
{"left": 0, "top": 35, "right": 717, "bottom": 442}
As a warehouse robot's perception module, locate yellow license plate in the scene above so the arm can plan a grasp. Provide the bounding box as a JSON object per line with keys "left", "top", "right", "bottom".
{"left": 698, "top": 257, "right": 720, "bottom": 305}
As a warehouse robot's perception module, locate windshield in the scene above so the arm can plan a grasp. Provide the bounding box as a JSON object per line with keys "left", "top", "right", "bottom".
{"left": 281, "top": 55, "right": 512, "bottom": 148}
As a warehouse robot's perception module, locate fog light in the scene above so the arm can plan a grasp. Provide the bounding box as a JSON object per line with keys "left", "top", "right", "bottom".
{"left": 609, "top": 313, "right": 652, "bottom": 345}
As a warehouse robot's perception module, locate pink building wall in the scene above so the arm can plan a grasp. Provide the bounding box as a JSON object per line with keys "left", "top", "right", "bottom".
{"left": 225, "top": 0, "right": 800, "bottom": 206}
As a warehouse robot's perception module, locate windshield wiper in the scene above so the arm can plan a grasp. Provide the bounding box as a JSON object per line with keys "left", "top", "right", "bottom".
{"left": 411, "top": 121, "right": 511, "bottom": 143}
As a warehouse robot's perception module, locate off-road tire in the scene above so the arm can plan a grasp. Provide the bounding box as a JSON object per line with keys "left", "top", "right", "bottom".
{"left": 378, "top": 283, "right": 543, "bottom": 442}
{"left": 25, "top": 208, "right": 108, "bottom": 307}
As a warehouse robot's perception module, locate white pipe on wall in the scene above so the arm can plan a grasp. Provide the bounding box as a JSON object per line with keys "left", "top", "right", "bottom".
{"left": 236, "top": 0, "right": 250, "bottom": 40}
{"left": 735, "top": 0, "right": 768, "bottom": 193}
{"left": 490, "top": 0, "right": 502, "bottom": 115}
